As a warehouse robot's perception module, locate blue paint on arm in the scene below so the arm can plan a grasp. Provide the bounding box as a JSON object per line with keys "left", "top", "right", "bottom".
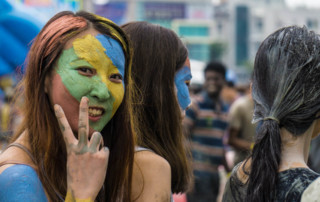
{"left": 0, "top": 164, "right": 48, "bottom": 202}
{"left": 175, "top": 66, "right": 192, "bottom": 110}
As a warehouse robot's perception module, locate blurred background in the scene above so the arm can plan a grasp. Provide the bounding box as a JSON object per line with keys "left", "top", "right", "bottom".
{"left": 1, "top": 0, "right": 320, "bottom": 87}
{"left": 2, "top": 0, "right": 320, "bottom": 87}
{"left": 1, "top": 0, "right": 319, "bottom": 143}
{"left": 1, "top": 0, "right": 319, "bottom": 150}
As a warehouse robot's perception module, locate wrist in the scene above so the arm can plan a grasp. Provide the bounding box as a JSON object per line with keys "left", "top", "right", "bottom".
{"left": 65, "top": 190, "right": 94, "bottom": 202}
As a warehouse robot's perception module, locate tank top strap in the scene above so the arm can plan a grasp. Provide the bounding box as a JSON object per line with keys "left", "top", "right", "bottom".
{"left": 135, "top": 146, "right": 153, "bottom": 153}
{"left": 0, "top": 143, "right": 36, "bottom": 168}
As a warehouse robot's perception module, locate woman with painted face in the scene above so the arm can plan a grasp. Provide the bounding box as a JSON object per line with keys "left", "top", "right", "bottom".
{"left": 222, "top": 26, "right": 320, "bottom": 202}
{"left": 121, "top": 22, "right": 193, "bottom": 201}
{"left": 0, "top": 11, "right": 135, "bottom": 202}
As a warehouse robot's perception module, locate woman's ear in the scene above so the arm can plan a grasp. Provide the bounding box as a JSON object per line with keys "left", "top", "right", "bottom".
{"left": 311, "top": 112, "right": 320, "bottom": 139}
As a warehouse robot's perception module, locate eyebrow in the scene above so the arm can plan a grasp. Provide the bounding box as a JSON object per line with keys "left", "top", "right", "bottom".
{"left": 69, "top": 59, "right": 93, "bottom": 67}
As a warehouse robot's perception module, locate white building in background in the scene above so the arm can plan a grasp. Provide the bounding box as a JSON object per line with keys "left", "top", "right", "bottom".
{"left": 209, "top": 0, "right": 320, "bottom": 84}
{"left": 235, "top": 0, "right": 320, "bottom": 63}
{"left": 91, "top": 0, "right": 320, "bottom": 85}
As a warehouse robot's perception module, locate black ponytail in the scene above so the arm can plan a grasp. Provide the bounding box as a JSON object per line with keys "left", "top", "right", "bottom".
{"left": 246, "top": 120, "right": 281, "bottom": 202}
{"left": 244, "top": 25, "right": 320, "bottom": 202}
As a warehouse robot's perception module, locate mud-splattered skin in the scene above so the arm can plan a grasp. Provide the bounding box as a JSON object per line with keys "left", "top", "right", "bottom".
{"left": 223, "top": 163, "right": 320, "bottom": 202}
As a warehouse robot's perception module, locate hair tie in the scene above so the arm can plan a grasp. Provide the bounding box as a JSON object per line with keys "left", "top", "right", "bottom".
{"left": 263, "top": 116, "right": 280, "bottom": 124}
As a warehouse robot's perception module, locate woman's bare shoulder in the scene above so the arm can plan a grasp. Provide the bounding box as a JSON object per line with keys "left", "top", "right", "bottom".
{"left": 135, "top": 150, "right": 170, "bottom": 170}
{"left": 132, "top": 150, "right": 172, "bottom": 202}
{"left": 0, "top": 138, "right": 34, "bottom": 174}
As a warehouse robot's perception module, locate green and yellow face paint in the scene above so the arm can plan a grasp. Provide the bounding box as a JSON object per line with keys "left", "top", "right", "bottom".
{"left": 55, "top": 33, "right": 125, "bottom": 132}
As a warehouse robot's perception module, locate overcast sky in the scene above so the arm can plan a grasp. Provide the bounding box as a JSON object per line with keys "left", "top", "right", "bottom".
{"left": 285, "top": 0, "right": 320, "bottom": 8}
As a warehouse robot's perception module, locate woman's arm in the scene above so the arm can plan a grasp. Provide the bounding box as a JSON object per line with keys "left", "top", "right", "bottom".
{"left": 131, "top": 151, "right": 172, "bottom": 202}
{"left": 0, "top": 164, "right": 48, "bottom": 202}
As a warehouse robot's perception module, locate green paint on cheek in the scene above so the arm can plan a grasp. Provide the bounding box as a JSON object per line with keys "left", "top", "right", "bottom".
{"left": 56, "top": 49, "right": 92, "bottom": 101}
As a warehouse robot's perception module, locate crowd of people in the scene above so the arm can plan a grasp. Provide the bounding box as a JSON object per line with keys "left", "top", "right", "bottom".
{"left": 0, "top": 10, "right": 320, "bottom": 202}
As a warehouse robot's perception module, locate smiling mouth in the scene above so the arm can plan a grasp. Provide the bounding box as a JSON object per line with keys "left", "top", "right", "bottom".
{"left": 88, "top": 107, "right": 105, "bottom": 117}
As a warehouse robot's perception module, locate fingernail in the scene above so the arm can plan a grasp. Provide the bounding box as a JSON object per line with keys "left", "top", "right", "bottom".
{"left": 81, "top": 96, "right": 89, "bottom": 104}
{"left": 104, "top": 146, "right": 109, "bottom": 151}
{"left": 54, "top": 104, "right": 61, "bottom": 112}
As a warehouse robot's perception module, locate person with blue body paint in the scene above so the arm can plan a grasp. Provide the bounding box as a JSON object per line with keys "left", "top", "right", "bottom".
{"left": 0, "top": 11, "right": 136, "bottom": 202}
{"left": 121, "top": 22, "right": 193, "bottom": 202}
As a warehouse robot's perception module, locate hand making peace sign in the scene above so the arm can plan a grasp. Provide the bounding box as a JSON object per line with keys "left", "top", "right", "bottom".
{"left": 54, "top": 96, "right": 109, "bottom": 201}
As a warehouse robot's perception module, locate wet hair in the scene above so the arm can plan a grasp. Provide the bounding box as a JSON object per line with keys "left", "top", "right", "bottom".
{"left": 121, "top": 21, "right": 192, "bottom": 193}
{"left": 10, "top": 11, "right": 135, "bottom": 202}
{"left": 204, "top": 61, "right": 226, "bottom": 79}
{"left": 247, "top": 26, "right": 320, "bottom": 202}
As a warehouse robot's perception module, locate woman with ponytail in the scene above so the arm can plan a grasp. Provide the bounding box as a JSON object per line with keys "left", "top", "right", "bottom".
{"left": 223, "top": 26, "right": 320, "bottom": 202}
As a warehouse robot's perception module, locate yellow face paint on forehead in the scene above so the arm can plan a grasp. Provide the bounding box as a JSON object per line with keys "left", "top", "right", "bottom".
{"left": 72, "top": 34, "right": 124, "bottom": 117}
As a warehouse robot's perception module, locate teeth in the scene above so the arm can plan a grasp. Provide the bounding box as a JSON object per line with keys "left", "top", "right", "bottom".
{"left": 88, "top": 108, "right": 103, "bottom": 117}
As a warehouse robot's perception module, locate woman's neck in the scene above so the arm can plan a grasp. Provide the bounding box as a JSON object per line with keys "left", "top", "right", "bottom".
{"left": 237, "top": 121, "right": 316, "bottom": 182}
{"left": 278, "top": 127, "right": 312, "bottom": 172}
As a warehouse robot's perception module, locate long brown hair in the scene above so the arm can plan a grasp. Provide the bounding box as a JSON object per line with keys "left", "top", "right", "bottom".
{"left": 10, "top": 11, "right": 135, "bottom": 202}
{"left": 121, "top": 21, "right": 192, "bottom": 193}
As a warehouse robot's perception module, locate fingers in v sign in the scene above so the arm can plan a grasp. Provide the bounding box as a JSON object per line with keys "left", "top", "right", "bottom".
{"left": 54, "top": 96, "right": 109, "bottom": 201}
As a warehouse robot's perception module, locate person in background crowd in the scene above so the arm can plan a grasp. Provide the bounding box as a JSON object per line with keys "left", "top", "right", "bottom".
{"left": 221, "top": 80, "right": 239, "bottom": 106}
{"left": 0, "top": 134, "right": 7, "bottom": 152}
{"left": 0, "top": 75, "right": 22, "bottom": 138}
{"left": 121, "top": 21, "right": 193, "bottom": 202}
{"left": 227, "top": 85, "right": 256, "bottom": 167}
{"left": 223, "top": 26, "right": 320, "bottom": 202}
{"left": 0, "top": 11, "right": 136, "bottom": 202}
{"left": 184, "top": 61, "right": 230, "bottom": 202}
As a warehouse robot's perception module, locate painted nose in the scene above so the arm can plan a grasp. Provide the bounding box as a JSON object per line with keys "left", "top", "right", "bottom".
{"left": 90, "top": 81, "right": 111, "bottom": 101}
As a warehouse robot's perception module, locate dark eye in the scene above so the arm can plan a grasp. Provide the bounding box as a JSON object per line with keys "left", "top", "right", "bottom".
{"left": 110, "top": 74, "right": 123, "bottom": 83}
{"left": 77, "top": 67, "right": 95, "bottom": 76}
